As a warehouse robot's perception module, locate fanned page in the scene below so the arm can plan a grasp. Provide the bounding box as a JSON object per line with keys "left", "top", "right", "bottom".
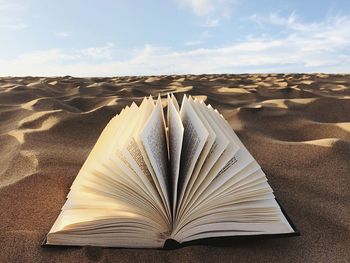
{"left": 171, "top": 99, "right": 294, "bottom": 243}
{"left": 175, "top": 96, "right": 209, "bottom": 219}
{"left": 45, "top": 94, "right": 296, "bottom": 249}
{"left": 167, "top": 94, "right": 184, "bottom": 216}
{"left": 46, "top": 97, "right": 170, "bottom": 248}
{"left": 139, "top": 97, "right": 171, "bottom": 219}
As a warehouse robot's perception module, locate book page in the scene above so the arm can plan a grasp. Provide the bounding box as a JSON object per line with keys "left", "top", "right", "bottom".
{"left": 175, "top": 100, "right": 231, "bottom": 222}
{"left": 48, "top": 101, "right": 170, "bottom": 248}
{"left": 71, "top": 104, "right": 150, "bottom": 196}
{"left": 183, "top": 105, "right": 254, "bottom": 210}
{"left": 69, "top": 107, "right": 127, "bottom": 190}
{"left": 176, "top": 97, "right": 217, "bottom": 220}
{"left": 140, "top": 97, "right": 170, "bottom": 215}
{"left": 173, "top": 161, "right": 262, "bottom": 231}
{"left": 167, "top": 94, "right": 184, "bottom": 216}
{"left": 134, "top": 97, "right": 172, "bottom": 220}
{"left": 117, "top": 97, "right": 170, "bottom": 218}
{"left": 173, "top": 179, "right": 293, "bottom": 243}
{"left": 191, "top": 100, "right": 231, "bottom": 190}
{"left": 111, "top": 102, "right": 160, "bottom": 201}
{"left": 207, "top": 106, "right": 255, "bottom": 186}
{"left": 119, "top": 98, "right": 157, "bottom": 191}
{"left": 70, "top": 103, "right": 168, "bottom": 221}
{"left": 48, "top": 208, "right": 167, "bottom": 248}
{"left": 85, "top": 101, "right": 167, "bottom": 216}
{"left": 172, "top": 162, "right": 293, "bottom": 242}
{"left": 176, "top": 96, "right": 209, "bottom": 218}
{"left": 174, "top": 103, "right": 240, "bottom": 221}
{"left": 204, "top": 161, "right": 261, "bottom": 203}
{"left": 171, "top": 104, "right": 294, "bottom": 243}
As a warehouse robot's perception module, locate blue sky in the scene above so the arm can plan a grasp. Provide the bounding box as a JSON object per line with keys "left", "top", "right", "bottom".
{"left": 1, "top": 0, "right": 350, "bottom": 76}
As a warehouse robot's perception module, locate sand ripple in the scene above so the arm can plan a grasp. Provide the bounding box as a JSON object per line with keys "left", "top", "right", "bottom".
{"left": 0, "top": 74, "right": 349, "bottom": 261}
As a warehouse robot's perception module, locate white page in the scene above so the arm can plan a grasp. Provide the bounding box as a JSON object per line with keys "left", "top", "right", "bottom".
{"left": 174, "top": 191, "right": 293, "bottom": 242}
{"left": 120, "top": 98, "right": 154, "bottom": 183}
{"left": 66, "top": 183, "right": 168, "bottom": 228}
{"left": 180, "top": 99, "right": 230, "bottom": 210}
{"left": 174, "top": 103, "right": 240, "bottom": 221}
{"left": 176, "top": 95, "right": 209, "bottom": 219}
{"left": 119, "top": 98, "right": 166, "bottom": 212}
{"left": 205, "top": 161, "right": 261, "bottom": 203}
{"left": 186, "top": 104, "right": 254, "bottom": 204}
{"left": 140, "top": 97, "right": 170, "bottom": 214}
{"left": 48, "top": 208, "right": 166, "bottom": 248}
{"left": 69, "top": 107, "right": 128, "bottom": 189}
{"left": 68, "top": 104, "right": 167, "bottom": 220}
{"left": 167, "top": 94, "right": 184, "bottom": 216}
{"left": 108, "top": 104, "right": 156, "bottom": 196}
{"left": 70, "top": 106, "right": 150, "bottom": 198}
{"left": 175, "top": 193, "right": 276, "bottom": 231}
{"left": 85, "top": 101, "right": 167, "bottom": 207}
{"left": 176, "top": 161, "right": 262, "bottom": 229}
{"left": 173, "top": 104, "right": 294, "bottom": 242}
{"left": 177, "top": 219, "right": 293, "bottom": 243}
{"left": 176, "top": 96, "right": 216, "bottom": 220}
{"left": 49, "top": 103, "right": 170, "bottom": 247}
{"left": 171, "top": 94, "right": 180, "bottom": 111}
{"left": 133, "top": 98, "right": 171, "bottom": 220}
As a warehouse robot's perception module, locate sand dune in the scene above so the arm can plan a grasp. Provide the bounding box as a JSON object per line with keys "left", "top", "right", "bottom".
{"left": 0, "top": 74, "right": 349, "bottom": 262}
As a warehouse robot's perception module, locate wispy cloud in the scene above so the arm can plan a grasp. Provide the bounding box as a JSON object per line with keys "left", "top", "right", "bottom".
{"left": 79, "top": 42, "right": 115, "bottom": 59}
{"left": 184, "top": 40, "right": 203, "bottom": 46}
{"left": 248, "top": 12, "right": 350, "bottom": 52}
{"left": 55, "top": 32, "right": 71, "bottom": 38}
{"left": 0, "top": 42, "right": 116, "bottom": 75}
{"left": 249, "top": 11, "right": 341, "bottom": 32}
{"left": 176, "top": 0, "right": 237, "bottom": 27}
{"left": 203, "top": 18, "right": 220, "bottom": 27}
{"left": 1, "top": 14, "right": 350, "bottom": 76}
{"left": 0, "top": 23, "right": 28, "bottom": 30}
{"left": 0, "top": 0, "right": 28, "bottom": 30}
{"left": 184, "top": 30, "right": 211, "bottom": 47}
{"left": 176, "top": 0, "right": 235, "bottom": 17}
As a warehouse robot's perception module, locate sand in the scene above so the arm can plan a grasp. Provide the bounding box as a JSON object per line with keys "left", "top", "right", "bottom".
{"left": 0, "top": 74, "right": 349, "bottom": 262}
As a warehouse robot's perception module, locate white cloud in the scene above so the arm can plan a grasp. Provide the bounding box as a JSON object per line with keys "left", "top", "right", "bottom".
{"left": 0, "top": 23, "right": 28, "bottom": 29}
{"left": 184, "top": 30, "right": 211, "bottom": 47}
{"left": 177, "top": 0, "right": 235, "bottom": 17}
{"left": 203, "top": 18, "right": 220, "bottom": 27}
{"left": 14, "top": 49, "right": 78, "bottom": 64}
{"left": 79, "top": 42, "right": 115, "bottom": 59}
{"left": 1, "top": 15, "right": 350, "bottom": 76}
{"left": 201, "top": 30, "right": 212, "bottom": 38}
{"left": 176, "top": 0, "right": 236, "bottom": 26}
{"left": 0, "top": 43, "right": 113, "bottom": 69}
{"left": 55, "top": 32, "right": 71, "bottom": 37}
{"left": 184, "top": 40, "right": 203, "bottom": 46}
{"left": 249, "top": 12, "right": 350, "bottom": 55}
{"left": 0, "top": 0, "right": 28, "bottom": 30}
{"left": 177, "top": 0, "right": 214, "bottom": 16}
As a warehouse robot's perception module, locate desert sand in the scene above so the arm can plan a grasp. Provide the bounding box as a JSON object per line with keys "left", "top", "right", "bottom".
{"left": 0, "top": 74, "right": 349, "bottom": 262}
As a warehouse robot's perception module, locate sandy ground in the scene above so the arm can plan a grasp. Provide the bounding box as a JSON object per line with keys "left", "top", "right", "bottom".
{"left": 0, "top": 74, "right": 349, "bottom": 262}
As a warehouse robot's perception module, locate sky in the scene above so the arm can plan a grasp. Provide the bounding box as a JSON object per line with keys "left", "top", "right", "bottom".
{"left": 1, "top": 0, "right": 350, "bottom": 76}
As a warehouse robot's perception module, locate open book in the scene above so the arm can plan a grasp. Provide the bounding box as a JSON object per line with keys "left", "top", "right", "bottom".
{"left": 44, "top": 94, "right": 298, "bottom": 249}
